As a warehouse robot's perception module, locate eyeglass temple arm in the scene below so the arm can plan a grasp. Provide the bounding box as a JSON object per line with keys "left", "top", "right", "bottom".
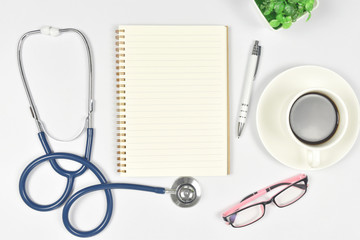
{"left": 240, "top": 184, "right": 299, "bottom": 203}
{"left": 239, "top": 183, "right": 304, "bottom": 203}
{"left": 241, "top": 192, "right": 258, "bottom": 202}
{"left": 222, "top": 189, "right": 268, "bottom": 219}
{"left": 263, "top": 174, "right": 307, "bottom": 196}
{"left": 267, "top": 182, "right": 306, "bottom": 191}
{"left": 240, "top": 174, "right": 307, "bottom": 202}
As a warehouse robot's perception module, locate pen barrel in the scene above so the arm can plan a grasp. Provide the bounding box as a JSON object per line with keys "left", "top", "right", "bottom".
{"left": 239, "top": 56, "right": 257, "bottom": 123}
{"left": 241, "top": 56, "right": 258, "bottom": 102}
{"left": 239, "top": 104, "right": 249, "bottom": 123}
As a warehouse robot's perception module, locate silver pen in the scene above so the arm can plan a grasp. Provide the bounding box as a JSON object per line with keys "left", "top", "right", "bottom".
{"left": 238, "top": 40, "right": 261, "bottom": 138}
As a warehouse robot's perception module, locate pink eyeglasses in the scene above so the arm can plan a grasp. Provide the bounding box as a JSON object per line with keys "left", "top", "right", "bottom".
{"left": 222, "top": 174, "right": 308, "bottom": 228}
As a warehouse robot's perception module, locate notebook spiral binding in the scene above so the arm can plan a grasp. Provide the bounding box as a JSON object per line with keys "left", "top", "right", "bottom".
{"left": 115, "top": 29, "right": 127, "bottom": 173}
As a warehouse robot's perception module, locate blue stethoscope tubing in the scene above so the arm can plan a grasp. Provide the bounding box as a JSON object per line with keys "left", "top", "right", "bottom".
{"left": 17, "top": 27, "right": 167, "bottom": 238}
{"left": 19, "top": 128, "right": 166, "bottom": 237}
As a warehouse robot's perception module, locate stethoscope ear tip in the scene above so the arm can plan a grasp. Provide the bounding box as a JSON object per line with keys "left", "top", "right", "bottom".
{"left": 170, "top": 177, "right": 201, "bottom": 208}
{"left": 40, "top": 26, "right": 60, "bottom": 36}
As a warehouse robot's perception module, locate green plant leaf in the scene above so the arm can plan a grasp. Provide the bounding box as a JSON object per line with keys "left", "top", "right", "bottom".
{"left": 270, "top": 19, "right": 281, "bottom": 28}
{"left": 284, "top": 4, "right": 296, "bottom": 16}
{"left": 291, "top": 12, "right": 299, "bottom": 21}
{"left": 306, "top": 11, "right": 312, "bottom": 21}
{"left": 269, "top": 2, "right": 275, "bottom": 11}
{"left": 274, "top": 2, "right": 285, "bottom": 13}
{"left": 305, "top": 2, "right": 314, "bottom": 11}
{"left": 276, "top": 13, "right": 286, "bottom": 23}
{"left": 282, "top": 21, "right": 292, "bottom": 29}
{"left": 264, "top": 8, "right": 272, "bottom": 15}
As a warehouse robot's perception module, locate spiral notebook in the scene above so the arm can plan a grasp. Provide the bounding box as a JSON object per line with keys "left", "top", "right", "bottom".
{"left": 115, "top": 25, "right": 229, "bottom": 176}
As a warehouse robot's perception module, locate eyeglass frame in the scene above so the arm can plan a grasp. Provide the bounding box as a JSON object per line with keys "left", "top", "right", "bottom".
{"left": 222, "top": 173, "right": 308, "bottom": 228}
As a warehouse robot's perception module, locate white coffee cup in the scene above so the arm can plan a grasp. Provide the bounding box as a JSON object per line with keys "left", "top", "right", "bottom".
{"left": 285, "top": 88, "right": 349, "bottom": 168}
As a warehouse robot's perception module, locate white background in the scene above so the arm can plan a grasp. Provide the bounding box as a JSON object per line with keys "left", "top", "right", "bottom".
{"left": 1, "top": 0, "right": 359, "bottom": 239}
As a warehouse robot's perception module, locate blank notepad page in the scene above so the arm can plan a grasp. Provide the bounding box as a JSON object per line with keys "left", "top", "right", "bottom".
{"left": 116, "top": 26, "right": 229, "bottom": 176}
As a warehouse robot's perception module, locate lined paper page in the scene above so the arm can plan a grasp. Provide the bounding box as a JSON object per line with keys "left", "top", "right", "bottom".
{"left": 116, "top": 26, "right": 228, "bottom": 176}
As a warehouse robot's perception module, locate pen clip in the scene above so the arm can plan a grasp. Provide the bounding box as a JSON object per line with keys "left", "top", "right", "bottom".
{"left": 253, "top": 46, "right": 261, "bottom": 80}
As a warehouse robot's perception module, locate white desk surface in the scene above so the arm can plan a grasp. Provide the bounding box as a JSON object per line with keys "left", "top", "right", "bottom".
{"left": 1, "top": 0, "right": 359, "bottom": 239}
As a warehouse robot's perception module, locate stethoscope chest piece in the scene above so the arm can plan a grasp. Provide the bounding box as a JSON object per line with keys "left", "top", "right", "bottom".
{"left": 170, "top": 177, "right": 201, "bottom": 208}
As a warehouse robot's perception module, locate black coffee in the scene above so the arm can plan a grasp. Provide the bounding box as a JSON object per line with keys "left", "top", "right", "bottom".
{"left": 289, "top": 92, "right": 339, "bottom": 145}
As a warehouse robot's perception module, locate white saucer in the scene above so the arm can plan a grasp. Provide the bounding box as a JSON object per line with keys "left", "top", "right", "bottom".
{"left": 256, "top": 66, "right": 360, "bottom": 170}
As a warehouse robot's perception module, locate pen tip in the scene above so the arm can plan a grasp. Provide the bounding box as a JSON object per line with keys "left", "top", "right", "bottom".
{"left": 238, "top": 123, "right": 244, "bottom": 138}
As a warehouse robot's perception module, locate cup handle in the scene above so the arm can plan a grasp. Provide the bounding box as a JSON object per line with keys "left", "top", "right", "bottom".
{"left": 307, "top": 149, "right": 321, "bottom": 168}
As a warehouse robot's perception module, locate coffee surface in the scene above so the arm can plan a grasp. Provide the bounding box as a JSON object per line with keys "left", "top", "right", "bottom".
{"left": 289, "top": 93, "right": 338, "bottom": 144}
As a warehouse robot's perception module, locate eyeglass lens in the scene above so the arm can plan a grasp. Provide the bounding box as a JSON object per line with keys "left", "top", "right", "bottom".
{"left": 228, "top": 204, "right": 264, "bottom": 227}
{"left": 273, "top": 181, "right": 306, "bottom": 207}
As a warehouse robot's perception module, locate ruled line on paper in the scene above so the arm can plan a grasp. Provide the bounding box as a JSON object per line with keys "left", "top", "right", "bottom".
{"left": 125, "top": 122, "right": 222, "bottom": 125}
{"left": 124, "top": 72, "right": 223, "bottom": 74}
{"left": 126, "top": 40, "right": 221, "bottom": 43}
{"left": 125, "top": 79, "right": 223, "bottom": 81}
{"left": 124, "top": 136, "right": 225, "bottom": 139}
{"left": 127, "top": 153, "right": 224, "bottom": 157}
{"left": 127, "top": 58, "right": 220, "bottom": 61}
{"left": 126, "top": 102, "right": 222, "bottom": 106}
{"left": 126, "top": 160, "right": 224, "bottom": 163}
{"left": 125, "top": 110, "right": 223, "bottom": 113}
{"left": 125, "top": 34, "right": 222, "bottom": 36}
{"left": 125, "top": 89, "right": 221, "bottom": 92}
{"left": 126, "top": 167, "right": 224, "bottom": 170}
{"left": 124, "top": 46, "right": 222, "bottom": 49}
{"left": 126, "top": 128, "right": 221, "bottom": 132}
{"left": 126, "top": 86, "right": 221, "bottom": 88}
{"left": 126, "top": 53, "right": 221, "bottom": 56}
{"left": 126, "top": 66, "right": 221, "bottom": 69}
{"left": 127, "top": 147, "right": 224, "bottom": 149}
{"left": 123, "top": 140, "right": 221, "bottom": 144}
{"left": 126, "top": 97, "right": 223, "bottom": 101}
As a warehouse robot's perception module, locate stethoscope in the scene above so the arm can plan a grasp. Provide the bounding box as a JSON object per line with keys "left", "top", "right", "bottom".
{"left": 17, "top": 26, "right": 201, "bottom": 238}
